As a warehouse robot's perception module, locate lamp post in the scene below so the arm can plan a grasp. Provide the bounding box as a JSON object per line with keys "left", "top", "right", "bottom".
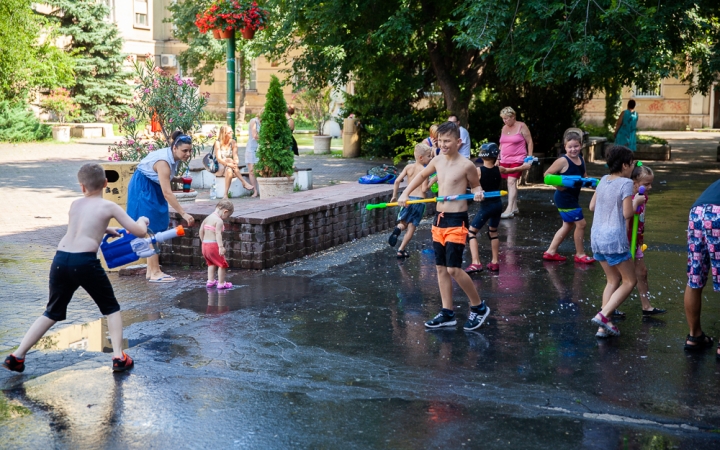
{"left": 226, "top": 32, "right": 236, "bottom": 139}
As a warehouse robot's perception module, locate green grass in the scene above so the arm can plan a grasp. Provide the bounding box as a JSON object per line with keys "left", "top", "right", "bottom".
{"left": 0, "top": 393, "right": 30, "bottom": 421}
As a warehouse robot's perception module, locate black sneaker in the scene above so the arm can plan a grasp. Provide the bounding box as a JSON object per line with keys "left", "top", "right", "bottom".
{"left": 3, "top": 354, "right": 25, "bottom": 373}
{"left": 388, "top": 228, "right": 401, "bottom": 247}
{"left": 112, "top": 352, "right": 134, "bottom": 372}
{"left": 464, "top": 304, "right": 491, "bottom": 331}
{"left": 425, "top": 311, "right": 457, "bottom": 329}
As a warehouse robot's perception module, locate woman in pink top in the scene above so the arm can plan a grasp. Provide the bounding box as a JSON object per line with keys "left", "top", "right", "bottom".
{"left": 498, "top": 107, "right": 534, "bottom": 218}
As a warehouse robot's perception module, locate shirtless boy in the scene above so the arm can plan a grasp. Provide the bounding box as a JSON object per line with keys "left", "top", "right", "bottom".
{"left": 398, "top": 121, "right": 491, "bottom": 330}
{"left": 3, "top": 163, "right": 149, "bottom": 373}
{"left": 388, "top": 143, "right": 433, "bottom": 258}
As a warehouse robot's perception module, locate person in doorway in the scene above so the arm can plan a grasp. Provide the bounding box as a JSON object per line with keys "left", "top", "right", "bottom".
{"left": 3, "top": 164, "right": 148, "bottom": 373}
{"left": 213, "top": 125, "right": 255, "bottom": 198}
{"left": 245, "top": 112, "right": 262, "bottom": 197}
{"left": 447, "top": 114, "right": 471, "bottom": 159}
{"left": 498, "top": 106, "right": 534, "bottom": 218}
{"left": 682, "top": 178, "right": 720, "bottom": 354}
{"left": 287, "top": 106, "right": 299, "bottom": 156}
{"left": 398, "top": 121, "right": 490, "bottom": 331}
{"left": 126, "top": 131, "right": 195, "bottom": 283}
{"left": 614, "top": 100, "right": 638, "bottom": 151}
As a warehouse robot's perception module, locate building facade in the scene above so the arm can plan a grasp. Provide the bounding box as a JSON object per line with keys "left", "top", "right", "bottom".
{"left": 104, "top": 0, "right": 294, "bottom": 118}
{"left": 582, "top": 78, "right": 719, "bottom": 130}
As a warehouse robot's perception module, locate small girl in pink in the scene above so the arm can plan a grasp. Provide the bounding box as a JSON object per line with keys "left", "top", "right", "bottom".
{"left": 498, "top": 107, "right": 534, "bottom": 218}
{"left": 200, "top": 199, "right": 234, "bottom": 289}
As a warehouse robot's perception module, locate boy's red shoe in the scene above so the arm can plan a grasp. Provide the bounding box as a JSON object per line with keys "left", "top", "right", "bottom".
{"left": 543, "top": 252, "right": 566, "bottom": 261}
{"left": 486, "top": 262, "right": 500, "bottom": 272}
{"left": 3, "top": 354, "right": 25, "bottom": 373}
{"left": 112, "top": 352, "right": 134, "bottom": 372}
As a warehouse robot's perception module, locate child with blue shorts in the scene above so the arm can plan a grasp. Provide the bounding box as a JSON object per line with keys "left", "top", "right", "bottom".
{"left": 588, "top": 146, "right": 646, "bottom": 338}
{"left": 543, "top": 132, "right": 595, "bottom": 264}
{"left": 389, "top": 143, "right": 433, "bottom": 258}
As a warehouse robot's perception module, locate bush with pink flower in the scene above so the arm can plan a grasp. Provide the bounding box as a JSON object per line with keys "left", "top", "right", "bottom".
{"left": 108, "top": 56, "right": 211, "bottom": 173}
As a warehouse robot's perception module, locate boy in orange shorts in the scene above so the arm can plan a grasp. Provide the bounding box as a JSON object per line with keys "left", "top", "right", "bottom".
{"left": 398, "top": 121, "right": 490, "bottom": 330}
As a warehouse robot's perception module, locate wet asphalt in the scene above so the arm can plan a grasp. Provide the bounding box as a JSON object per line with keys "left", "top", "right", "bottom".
{"left": 1, "top": 152, "right": 720, "bottom": 448}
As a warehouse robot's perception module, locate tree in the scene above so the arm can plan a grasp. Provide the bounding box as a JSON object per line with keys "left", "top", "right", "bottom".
{"left": 44, "top": 0, "right": 132, "bottom": 122}
{"left": 0, "top": 0, "right": 75, "bottom": 101}
{"left": 166, "top": 0, "right": 256, "bottom": 122}
{"left": 262, "top": 0, "right": 719, "bottom": 135}
{"left": 256, "top": 75, "right": 294, "bottom": 178}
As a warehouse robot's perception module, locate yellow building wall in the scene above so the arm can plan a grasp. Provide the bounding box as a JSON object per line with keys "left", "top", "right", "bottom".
{"left": 582, "top": 77, "right": 711, "bottom": 130}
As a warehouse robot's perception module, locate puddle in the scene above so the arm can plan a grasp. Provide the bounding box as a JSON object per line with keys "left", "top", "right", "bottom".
{"left": 34, "top": 310, "right": 164, "bottom": 353}
{"left": 175, "top": 275, "right": 325, "bottom": 314}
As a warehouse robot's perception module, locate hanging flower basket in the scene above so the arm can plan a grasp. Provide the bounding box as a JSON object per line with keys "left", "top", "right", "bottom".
{"left": 215, "top": 27, "right": 234, "bottom": 39}
{"left": 241, "top": 27, "right": 255, "bottom": 40}
{"left": 194, "top": 1, "right": 269, "bottom": 37}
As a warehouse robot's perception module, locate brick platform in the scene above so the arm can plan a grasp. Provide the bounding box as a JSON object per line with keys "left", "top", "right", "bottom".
{"left": 160, "top": 183, "right": 400, "bottom": 270}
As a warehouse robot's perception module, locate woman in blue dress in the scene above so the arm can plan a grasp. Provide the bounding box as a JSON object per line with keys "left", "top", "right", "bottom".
{"left": 614, "top": 99, "right": 638, "bottom": 151}
{"left": 126, "top": 131, "right": 196, "bottom": 282}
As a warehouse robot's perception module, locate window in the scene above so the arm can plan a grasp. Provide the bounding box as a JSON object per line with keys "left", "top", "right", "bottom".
{"left": 103, "top": 0, "right": 115, "bottom": 22}
{"left": 134, "top": 0, "right": 148, "bottom": 27}
{"left": 633, "top": 83, "right": 662, "bottom": 98}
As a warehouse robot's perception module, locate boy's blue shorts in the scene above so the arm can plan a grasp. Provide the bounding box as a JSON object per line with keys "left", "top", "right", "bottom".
{"left": 558, "top": 207, "right": 584, "bottom": 223}
{"left": 398, "top": 196, "right": 425, "bottom": 227}
{"left": 593, "top": 251, "right": 631, "bottom": 266}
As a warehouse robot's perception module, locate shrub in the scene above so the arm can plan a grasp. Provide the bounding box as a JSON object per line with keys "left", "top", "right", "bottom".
{"left": 256, "top": 75, "right": 294, "bottom": 177}
{"left": 40, "top": 88, "right": 78, "bottom": 124}
{"left": 0, "top": 101, "right": 51, "bottom": 142}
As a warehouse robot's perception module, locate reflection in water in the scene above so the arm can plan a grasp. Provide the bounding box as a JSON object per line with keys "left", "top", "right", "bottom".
{"left": 206, "top": 288, "right": 230, "bottom": 315}
{"left": 34, "top": 310, "right": 161, "bottom": 353}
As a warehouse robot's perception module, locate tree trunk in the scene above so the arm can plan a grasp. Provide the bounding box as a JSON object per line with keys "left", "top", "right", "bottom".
{"left": 238, "top": 51, "right": 246, "bottom": 124}
{"left": 603, "top": 78, "right": 622, "bottom": 132}
{"left": 426, "top": 41, "right": 483, "bottom": 127}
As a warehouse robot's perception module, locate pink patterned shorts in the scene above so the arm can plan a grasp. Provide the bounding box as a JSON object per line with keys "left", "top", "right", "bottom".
{"left": 687, "top": 204, "right": 720, "bottom": 292}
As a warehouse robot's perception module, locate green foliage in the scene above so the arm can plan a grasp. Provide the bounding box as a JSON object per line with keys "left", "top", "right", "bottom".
{"left": 45, "top": 0, "right": 132, "bottom": 122}
{"left": 108, "top": 59, "right": 212, "bottom": 174}
{"left": 636, "top": 135, "right": 668, "bottom": 145}
{"left": 256, "top": 75, "right": 294, "bottom": 178}
{"left": 0, "top": 0, "right": 75, "bottom": 101}
{"left": 0, "top": 101, "right": 51, "bottom": 142}
{"left": 166, "top": 0, "right": 255, "bottom": 87}
{"left": 294, "top": 88, "right": 331, "bottom": 135}
{"left": 40, "top": 88, "right": 79, "bottom": 124}
{"left": 130, "top": 57, "right": 209, "bottom": 145}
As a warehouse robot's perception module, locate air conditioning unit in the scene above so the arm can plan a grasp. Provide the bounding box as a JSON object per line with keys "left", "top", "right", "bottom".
{"left": 160, "top": 54, "right": 177, "bottom": 68}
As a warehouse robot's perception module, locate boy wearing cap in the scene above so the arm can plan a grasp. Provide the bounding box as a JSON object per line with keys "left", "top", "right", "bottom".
{"left": 465, "top": 144, "right": 531, "bottom": 273}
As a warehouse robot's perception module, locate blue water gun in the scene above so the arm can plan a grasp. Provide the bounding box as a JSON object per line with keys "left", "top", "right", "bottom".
{"left": 100, "top": 226, "right": 185, "bottom": 269}
{"left": 544, "top": 174, "right": 598, "bottom": 189}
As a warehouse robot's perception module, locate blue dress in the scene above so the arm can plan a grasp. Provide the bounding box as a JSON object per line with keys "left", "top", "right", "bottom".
{"left": 126, "top": 148, "right": 178, "bottom": 233}
{"left": 615, "top": 109, "right": 638, "bottom": 151}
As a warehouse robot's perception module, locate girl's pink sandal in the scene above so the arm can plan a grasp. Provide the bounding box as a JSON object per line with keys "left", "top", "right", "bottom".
{"left": 217, "top": 282, "right": 233, "bottom": 290}
{"left": 591, "top": 312, "right": 620, "bottom": 336}
{"left": 206, "top": 280, "right": 218, "bottom": 287}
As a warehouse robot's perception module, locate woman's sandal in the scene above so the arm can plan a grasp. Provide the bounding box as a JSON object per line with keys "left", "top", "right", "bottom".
{"left": 591, "top": 312, "right": 620, "bottom": 336}
{"left": 397, "top": 250, "right": 409, "bottom": 259}
{"left": 684, "top": 332, "right": 714, "bottom": 352}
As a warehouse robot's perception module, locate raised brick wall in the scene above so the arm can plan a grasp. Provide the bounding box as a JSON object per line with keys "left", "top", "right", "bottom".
{"left": 159, "top": 183, "right": 402, "bottom": 270}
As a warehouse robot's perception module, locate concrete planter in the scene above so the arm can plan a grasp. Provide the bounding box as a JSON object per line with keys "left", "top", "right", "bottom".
{"left": 52, "top": 125, "right": 71, "bottom": 142}
{"left": 634, "top": 143, "right": 671, "bottom": 161}
{"left": 173, "top": 190, "right": 198, "bottom": 204}
{"left": 313, "top": 135, "right": 332, "bottom": 154}
{"left": 257, "top": 176, "right": 295, "bottom": 199}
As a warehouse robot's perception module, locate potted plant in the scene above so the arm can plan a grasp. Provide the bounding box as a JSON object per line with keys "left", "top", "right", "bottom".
{"left": 296, "top": 88, "right": 332, "bottom": 154}
{"left": 255, "top": 75, "right": 295, "bottom": 198}
{"left": 194, "top": 0, "right": 269, "bottom": 40}
{"left": 41, "top": 88, "right": 78, "bottom": 142}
